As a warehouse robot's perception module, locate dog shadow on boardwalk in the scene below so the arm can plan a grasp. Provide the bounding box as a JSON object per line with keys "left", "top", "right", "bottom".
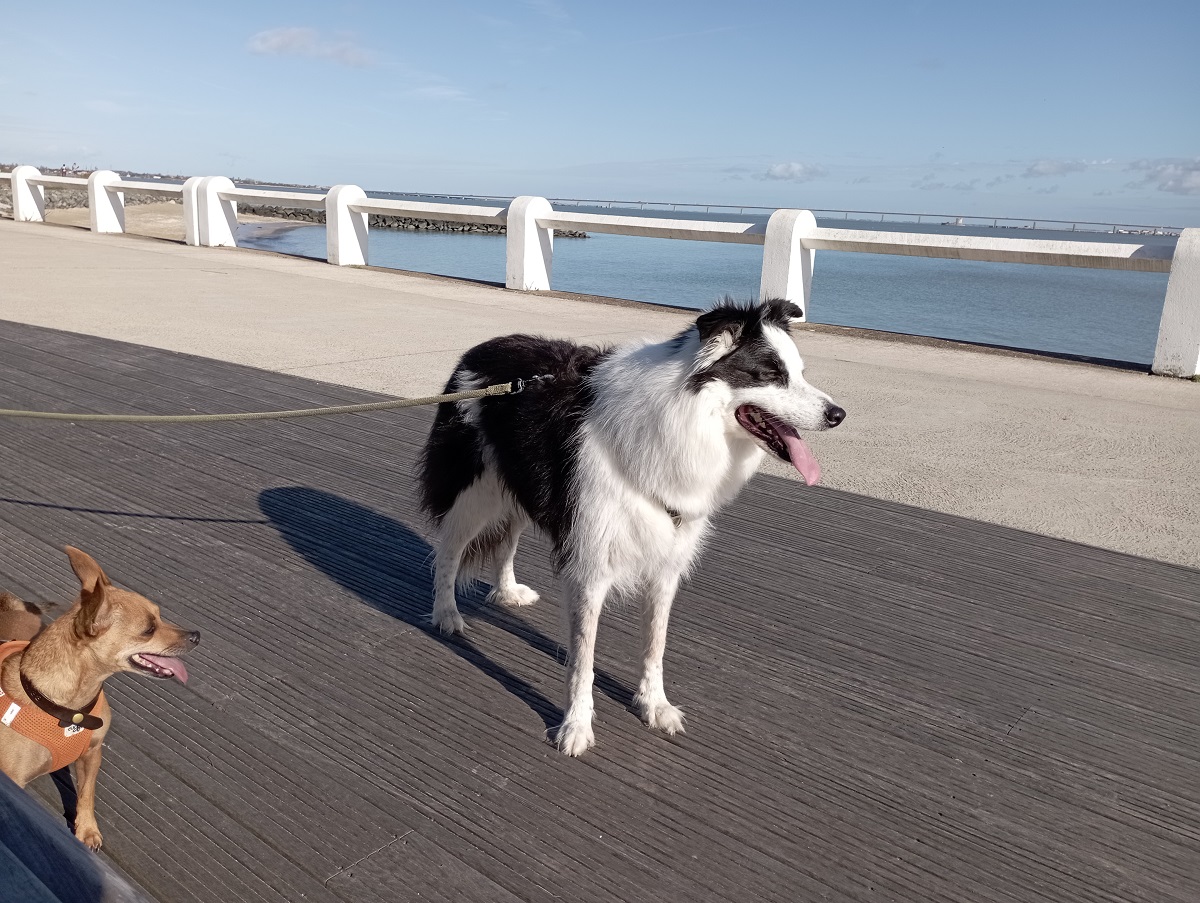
{"left": 258, "top": 486, "right": 635, "bottom": 733}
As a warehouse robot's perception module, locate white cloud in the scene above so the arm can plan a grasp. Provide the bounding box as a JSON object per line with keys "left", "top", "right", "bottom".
{"left": 405, "top": 84, "right": 469, "bottom": 101}
{"left": 247, "top": 27, "right": 376, "bottom": 68}
{"left": 1126, "top": 158, "right": 1200, "bottom": 195}
{"left": 624, "top": 25, "right": 740, "bottom": 47}
{"left": 1021, "top": 159, "right": 1087, "bottom": 178}
{"left": 758, "top": 162, "right": 828, "bottom": 182}
{"left": 910, "top": 174, "right": 976, "bottom": 192}
{"left": 523, "top": 0, "right": 569, "bottom": 21}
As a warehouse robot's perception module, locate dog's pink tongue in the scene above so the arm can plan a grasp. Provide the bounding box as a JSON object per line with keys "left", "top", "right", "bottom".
{"left": 141, "top": 654, "right": 189, "bottom": 684}
{"left": 780, "top": 431, "right": 821, "bottom": 486}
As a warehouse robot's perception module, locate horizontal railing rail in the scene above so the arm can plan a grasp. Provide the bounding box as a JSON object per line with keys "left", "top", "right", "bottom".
{"left": 111, "top": 180, "right": 184, "bottom": 197}
{"left": 536, "top": 211, "right": 767, "bottom": 244}
{"left": 802, "top": 228, "right": 1174, "bottom": 272}
{"left": 395, "top": 192, "right": 1184, "bottom": 234}
{"left": 26, "top": 174, "right": 89, "bottom": 188}
{"left": 218, "top": 187, "right": 326, "bottom": 210}
{"left": 350, "top": 198, "right": 507, "bottom": 224}
{"left": 2, "top": 165, "right": 1196, "bottom": 377}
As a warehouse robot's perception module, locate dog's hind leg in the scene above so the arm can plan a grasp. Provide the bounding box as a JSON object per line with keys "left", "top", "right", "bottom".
{"left": 633, "top": 572, "right": 686, "bottom": 735}
{"left": 486, "top": 515, "right": 540, "bottom": 608}
{"left": 555, "top": 573, "right": 614, "bottom": 756}
{"left": 430, "top": 472, "right": 506, "bottom": 635}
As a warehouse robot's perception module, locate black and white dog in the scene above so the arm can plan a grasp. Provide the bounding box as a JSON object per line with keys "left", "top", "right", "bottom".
{"left": 419, "top": 299, "right": 845, "bottom": 756}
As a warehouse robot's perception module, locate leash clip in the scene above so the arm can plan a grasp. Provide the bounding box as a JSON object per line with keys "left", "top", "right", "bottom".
{"left": 509, "top": 373, "right": 555, "bottom": 396}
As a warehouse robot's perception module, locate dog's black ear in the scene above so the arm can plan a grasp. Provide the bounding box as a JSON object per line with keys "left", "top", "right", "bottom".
{"left": 760, "top": 298, "right": 805, "bottom": 329}
{"left": 692, "top": 305, "right": 748, "bottom": 373}
{"left": 695, "top": 306, "right": 748, "bottom": 346}
{"left": 65, "top": 546, "right": 113, "bottom": 637}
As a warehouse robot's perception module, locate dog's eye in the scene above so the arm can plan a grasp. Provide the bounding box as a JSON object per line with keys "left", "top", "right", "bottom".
{"left": 142, "top": 623, "right": 156, "bottom": 637}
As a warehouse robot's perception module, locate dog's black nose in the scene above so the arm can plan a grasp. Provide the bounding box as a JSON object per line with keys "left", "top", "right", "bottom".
{"left": 186, "top": 631, "right": 201, "bottom": 646}
{"left": 825, "top": 405, "right": 846, "bottom": 428}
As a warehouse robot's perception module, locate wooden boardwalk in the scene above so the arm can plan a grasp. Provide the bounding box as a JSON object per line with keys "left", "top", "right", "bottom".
{"left": 0, "top": 319, "right": 1196, "bottom": 903}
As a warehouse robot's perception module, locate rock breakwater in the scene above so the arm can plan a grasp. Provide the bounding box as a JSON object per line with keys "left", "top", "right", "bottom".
{"left": 235, "top": 204, "right": 587, "bottom": 237}
{"left": 0, "top": 183, "right": 588, "bottom": 237}
{"left": 0, "top": 184, "right": 175, "bottom": 216}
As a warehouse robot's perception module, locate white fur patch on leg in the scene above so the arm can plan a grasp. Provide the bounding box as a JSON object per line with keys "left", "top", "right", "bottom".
{"left": 633, "top": 691, "right": 686, "bottom": 735}
{"left": 486, "top": 584, "right": 540, "bottom": 607}
{"left": 555, "top": 718, "right": 596, "bottom": 756}
{"left": 430, "top": 605, "right": 466, "bottom": 635}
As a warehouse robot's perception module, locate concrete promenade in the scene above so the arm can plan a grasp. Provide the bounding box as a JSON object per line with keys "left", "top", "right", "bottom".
{"left": 1, "top": 216, "right": 1198, "bottom": 567}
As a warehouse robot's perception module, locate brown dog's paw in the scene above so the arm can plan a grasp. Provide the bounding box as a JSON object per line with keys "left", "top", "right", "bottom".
{"left": 75, "top": 825, "right": 103, "bottom": 851}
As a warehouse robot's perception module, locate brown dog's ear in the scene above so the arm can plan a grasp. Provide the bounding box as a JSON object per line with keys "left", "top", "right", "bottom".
{"left": 65, "top": 546, "right": 113, "bottom": 637}
{"left": 65, "top": 547, "right": 112, "bottom": 591}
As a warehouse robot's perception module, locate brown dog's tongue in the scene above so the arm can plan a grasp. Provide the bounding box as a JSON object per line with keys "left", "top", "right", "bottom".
{"left": 141, "top": 654, "right": 189, "bottom": 683}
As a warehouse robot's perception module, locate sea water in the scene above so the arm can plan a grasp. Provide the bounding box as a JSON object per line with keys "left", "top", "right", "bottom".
{"left": 238, "top": 215, "right": 1173, "bottom": 366}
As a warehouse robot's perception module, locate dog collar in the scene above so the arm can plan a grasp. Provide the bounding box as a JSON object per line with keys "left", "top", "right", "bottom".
{"left": 18, "top": 670, "right": 104, "bottom": 731}
{"left": 650, "top": 495, "right": 686, "bottom": 528}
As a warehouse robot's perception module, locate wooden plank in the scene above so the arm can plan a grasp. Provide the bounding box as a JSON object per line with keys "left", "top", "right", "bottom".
{"left": 0, "top": 319, "right": 1196, "bottom": 903}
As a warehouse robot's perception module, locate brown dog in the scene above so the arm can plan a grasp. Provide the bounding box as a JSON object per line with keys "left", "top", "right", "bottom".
{"left": 0, "top": 546, "right": 198, "bottom": 850}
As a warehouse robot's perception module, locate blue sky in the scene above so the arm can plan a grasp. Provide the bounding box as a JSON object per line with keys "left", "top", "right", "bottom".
{"left": 3, "top": 1, "right": 1198, "bottom": 225}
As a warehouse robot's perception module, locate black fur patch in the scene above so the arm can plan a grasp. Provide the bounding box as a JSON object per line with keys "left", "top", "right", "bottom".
{"left": 687, "top": 299, "right": 800, "bottom": 392}
{"left": 418, "top": 335, "right": 612, "bottom": 561}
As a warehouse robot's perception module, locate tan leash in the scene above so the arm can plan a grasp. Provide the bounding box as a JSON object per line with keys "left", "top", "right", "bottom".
{"left": 0, "top": 376, "right": 552, "bottom": 424}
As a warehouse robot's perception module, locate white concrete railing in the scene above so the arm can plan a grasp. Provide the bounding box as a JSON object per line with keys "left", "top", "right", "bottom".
{"left": 2, "top": 165, "right": 1197, "bottom": 377}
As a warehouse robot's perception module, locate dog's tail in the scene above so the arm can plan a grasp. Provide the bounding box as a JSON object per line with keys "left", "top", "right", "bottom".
{"left": 418, "top": 372, "right": 486, "bottom": 525}
{"left": 0, "top": 591, "right": 41, "bottom": 616}
{"left": 0, "top": 591, "right": 44, "bottom": 643}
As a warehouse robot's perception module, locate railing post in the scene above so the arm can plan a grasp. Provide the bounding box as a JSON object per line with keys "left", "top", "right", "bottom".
{"left": 182, "top": 176, "right": 204, "bottom": 246}
{"left": 1151, "top": 228, "right": 1200, "bottom": 378}
{"left": 759, "top": 208, "right": 817, "bottom": 318}
{"left": 326, "top": 185, "right": 368, "bottom": 266}
{"left": 197, "top": 176, "right": 237, "bottom": 247}
{"left": 10, "top": 165, "right": 45, "bottom": 222}
{"left": 505, "top": 196, "right": 553, "bottom": 291}
{"left": 87, "top": 170, "right": 125, "bottom": 233}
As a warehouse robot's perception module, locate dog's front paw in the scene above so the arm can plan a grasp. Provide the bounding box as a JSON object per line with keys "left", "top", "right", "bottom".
{"left": 75, "top": 823, "right": 103, "bottom": 851}
{"left": 486, "top": 584, "right": 540, "bottom": 608}
{"left": 636, "top": 694, "right": 686, "bottom": 735}
{"left": 554, "top": 719, "right": 595, "bottom": 757}
{"left": 430, "top": 605, "right": 466, "bottom": 636}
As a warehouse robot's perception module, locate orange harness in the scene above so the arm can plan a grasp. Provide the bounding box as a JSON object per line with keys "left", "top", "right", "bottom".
{"left": 0, "top": 641, "right": 103, "bottom": 771}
